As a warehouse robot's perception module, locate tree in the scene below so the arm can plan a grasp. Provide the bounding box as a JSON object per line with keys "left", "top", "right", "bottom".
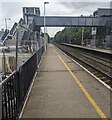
{"left": 54, "top": 27, "right": 91, "bottom": 45}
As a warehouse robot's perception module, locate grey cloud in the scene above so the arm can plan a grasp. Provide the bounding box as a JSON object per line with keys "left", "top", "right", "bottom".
{"left": 1, "top": 2, "right": 22, "bottom": 18}
{"left": 59, "top": 2, "right": 110, "bottom": 14}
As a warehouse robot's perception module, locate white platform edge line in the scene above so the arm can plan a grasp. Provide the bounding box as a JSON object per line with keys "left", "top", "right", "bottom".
{"left": 19, "top": 52, "right": 44, "bottom": 118}
{"left": 54, "top": 45, "right": 112, "bottom": 92}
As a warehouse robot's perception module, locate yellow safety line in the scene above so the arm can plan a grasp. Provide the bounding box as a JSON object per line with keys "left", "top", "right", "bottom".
{"left": 56, "top": 51, "right": 108, "bottom": 120}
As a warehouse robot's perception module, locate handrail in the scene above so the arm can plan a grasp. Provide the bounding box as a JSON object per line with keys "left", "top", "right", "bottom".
{"left": 1, "top": 46, "right": 44, "bottom": 119}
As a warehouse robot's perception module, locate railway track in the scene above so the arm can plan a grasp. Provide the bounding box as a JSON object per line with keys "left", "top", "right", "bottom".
{"left": 55, "top": 43, "right": 112, "bottom": 89}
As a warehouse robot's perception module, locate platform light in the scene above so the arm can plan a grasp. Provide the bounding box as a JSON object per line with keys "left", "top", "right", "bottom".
{"left": 5, "top": 18, "right": 11, "bottom": 31}
{"left": 44, "top": 2, "right": 49, "bottom": 52}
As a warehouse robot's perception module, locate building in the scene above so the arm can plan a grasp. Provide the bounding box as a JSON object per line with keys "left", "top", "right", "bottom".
{"left": 23, "top": 7, "right": 40, "bottom": 24}
{"left": 91, "top": 8, "right": 112, "bottom": 48}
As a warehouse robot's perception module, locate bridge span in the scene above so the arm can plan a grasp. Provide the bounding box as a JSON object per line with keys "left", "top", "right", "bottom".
{"left": 34, "top": 16, "right": 110, "bottom": 28}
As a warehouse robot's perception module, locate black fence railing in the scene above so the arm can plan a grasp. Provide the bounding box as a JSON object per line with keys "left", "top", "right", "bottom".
{"left": 1, "top": 46, "right": 44, "bottom": 119}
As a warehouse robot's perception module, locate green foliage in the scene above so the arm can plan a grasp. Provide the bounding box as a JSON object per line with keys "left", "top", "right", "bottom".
{"left": 54, "top": 27, "right": 91, "bottom": 45}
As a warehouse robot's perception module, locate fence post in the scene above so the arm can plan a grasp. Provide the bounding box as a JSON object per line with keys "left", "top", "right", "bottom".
{"left": 36, "top": 50, "right": 39, "bottom": 68}
{"left": 16, "top": 70, "right": 21, "bottom": 119}
{"left": 0, "top": 83, "right": 2, "bottom": 120}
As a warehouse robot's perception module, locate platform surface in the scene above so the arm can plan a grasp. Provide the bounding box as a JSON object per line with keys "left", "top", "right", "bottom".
{"left": 63, "top": 43, "right": 112, "bottom": 54}
{"left": 21, "top": 44, "right": 111, "bottom": 119}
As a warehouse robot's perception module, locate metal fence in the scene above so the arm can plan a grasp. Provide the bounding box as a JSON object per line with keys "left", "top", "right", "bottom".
{"left": 1, "top": 46, "right": 44, "bottom": 119}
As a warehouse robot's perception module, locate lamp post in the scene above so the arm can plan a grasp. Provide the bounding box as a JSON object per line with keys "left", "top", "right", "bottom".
{"left": 15, "top": 28, "right": 18, "bottom": 70}
{"left": 44, "top": 2, "right": 49, "bottom": 52}
{"left": 5, "top": 18, "right": 11, "bottom": 31}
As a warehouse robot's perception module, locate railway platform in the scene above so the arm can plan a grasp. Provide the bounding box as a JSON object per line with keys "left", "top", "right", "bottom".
{"left": 21, "top": 44, "right": 111, "bottom": 119}
{"left": 63, "top": 43, "right": 112, "bottom": 54}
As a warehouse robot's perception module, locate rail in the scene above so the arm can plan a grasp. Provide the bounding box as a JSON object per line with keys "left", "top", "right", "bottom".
{"left": 62, "top": 43, "right": 112, "bottom": 60}
{"left": 54, "top": 43, "right": 112, "bottom": 88}
{"left": 0, "top": 46, "right": 44, "bottom": 119}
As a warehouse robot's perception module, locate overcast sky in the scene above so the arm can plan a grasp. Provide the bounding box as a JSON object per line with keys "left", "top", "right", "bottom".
{"left": 0, "top": 0, "right": 111, "bottom": 37}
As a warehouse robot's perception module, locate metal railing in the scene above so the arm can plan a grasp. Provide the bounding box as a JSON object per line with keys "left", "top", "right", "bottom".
{"left": 1, "top": 46, "right": 44, "bottom": 119}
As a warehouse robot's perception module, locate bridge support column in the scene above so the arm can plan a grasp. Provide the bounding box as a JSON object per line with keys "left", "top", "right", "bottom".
{"left": 36, "top": 27, "right": 45, "bottom": 51}
{"left": 36, "top": 27, "right": 41, "bottom": 48}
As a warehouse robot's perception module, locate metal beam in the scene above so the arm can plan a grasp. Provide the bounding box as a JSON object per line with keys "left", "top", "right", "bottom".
{"left": 34, "top": 16, "right": 109, "bottom": 27}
